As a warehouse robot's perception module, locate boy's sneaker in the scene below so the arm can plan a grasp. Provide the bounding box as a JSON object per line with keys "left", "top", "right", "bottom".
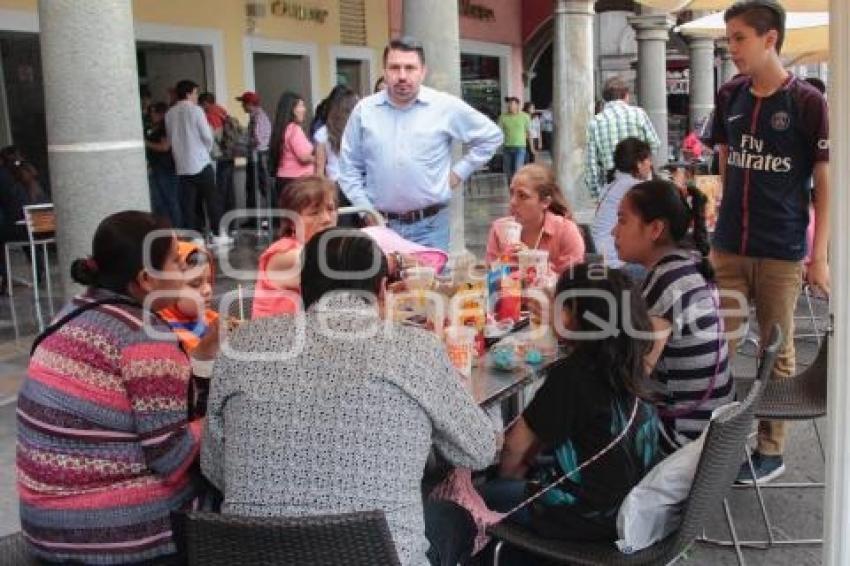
{"left": 735, "top": 452, "right": 785, "bottom": 485}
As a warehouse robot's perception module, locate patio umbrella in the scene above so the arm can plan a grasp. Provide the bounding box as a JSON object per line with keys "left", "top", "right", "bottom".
{"left": 634, "top": 0, "right": 827, "bottom": 12}
{"left": 676, "top": 10, "right": 829, "bottom": 58}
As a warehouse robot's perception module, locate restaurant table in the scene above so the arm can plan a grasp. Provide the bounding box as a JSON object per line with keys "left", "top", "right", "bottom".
{"left": 470, "top": 352, "right": 553, "bottom": 409}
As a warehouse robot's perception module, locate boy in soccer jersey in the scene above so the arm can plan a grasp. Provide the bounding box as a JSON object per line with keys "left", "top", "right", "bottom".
{"left": 709, "top": 0, "right": 830, "bottom": 484}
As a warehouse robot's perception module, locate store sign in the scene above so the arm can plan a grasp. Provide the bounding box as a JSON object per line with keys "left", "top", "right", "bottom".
{"left": 459, "top": 0, "right": 495, "bottom": 21}
{"left": 666, "top": 70, "right": 689, "bottom": 95}
{"left": 270, "top": 1, "right": 329, "bottom": 23}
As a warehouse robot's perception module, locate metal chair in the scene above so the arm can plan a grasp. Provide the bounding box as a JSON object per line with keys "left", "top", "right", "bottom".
{"left": 723, "top": 329, "right": 828, "bottom": 550}
{"left": 0, "top": 532, "right": 40, "bottom": 566}
{"left": 171, "top": 510, "right": 400, "bottom": 566}
{"left": 794, "top": 283, "right": 828, "bottom": 341}
{"left": 486, "top": 328, "right": 778, "bottom": 566}
{"left": 5, "top": 203, "right": 56, "bottom": 331}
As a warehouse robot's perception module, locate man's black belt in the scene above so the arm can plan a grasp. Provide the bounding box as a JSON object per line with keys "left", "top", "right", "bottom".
{"left": 381, "top": 203, "right": 446, "bottom": 223}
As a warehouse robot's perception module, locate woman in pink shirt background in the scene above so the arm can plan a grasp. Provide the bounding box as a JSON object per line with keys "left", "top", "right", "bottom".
{"left": 269, "top": 91, "right": 315, "bottom": 206}
{"left": 486, "top": 163, "right": 585, "bottom": 276}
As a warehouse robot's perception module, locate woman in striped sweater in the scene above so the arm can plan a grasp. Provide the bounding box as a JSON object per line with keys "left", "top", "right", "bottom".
{"left": 16, "top": 211, "right": 204, "bottom": 564}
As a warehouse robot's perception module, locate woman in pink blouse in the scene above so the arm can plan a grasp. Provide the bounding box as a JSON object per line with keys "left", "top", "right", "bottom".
{"left": 486, "top": 163, "right": 585, "bottom": 275}
{"left": 269, "top": 91, "right": 315, "bottom": 206}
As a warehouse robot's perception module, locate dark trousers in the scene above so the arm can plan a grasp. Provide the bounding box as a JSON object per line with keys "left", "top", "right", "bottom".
{"left": 180, "top": 164, "right": 222, "bottom": 236}
{"left": 148, "top": 167, "right": 182, "bottom": 228}
{"left": 245, "top": 151, "right": 270, "bottom": 210}
{"left": 215, "top": 159, "right": 236, "bottom": 215}
{"left": 424, "top": 500, "right": 476, "bottom": 566}
{"left": 274, "top": 177, "right": 296, "bottom": 210}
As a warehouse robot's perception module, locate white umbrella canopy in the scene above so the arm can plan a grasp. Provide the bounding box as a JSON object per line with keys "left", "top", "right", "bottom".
{"left": 634, "top": 0, "right": 827, "bottom": 12}
{"left": 676, "top": 10, "right": 829, "bottom": 57}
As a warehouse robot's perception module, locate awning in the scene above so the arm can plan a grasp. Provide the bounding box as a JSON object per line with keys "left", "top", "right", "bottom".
{"left": 676, "top": 10, "right": 828, "bottom": 59}
{"left": 634, "top": 0, "right": 827, "bottom": 12}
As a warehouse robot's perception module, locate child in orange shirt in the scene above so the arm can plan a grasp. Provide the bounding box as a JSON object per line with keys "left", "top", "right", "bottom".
{"left": 159, "top": 241, "right": 220, "bottom": 416}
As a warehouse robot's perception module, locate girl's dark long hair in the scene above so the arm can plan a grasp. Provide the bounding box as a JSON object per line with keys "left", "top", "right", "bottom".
{"left": 624, "top": 179, "right": 714, "bottom": 281}
{"left": 268, "top": 91, "right": 305, "bottom": 173}
{"left": 606, "top": 137, "right": 652, "bottom": 183}
{"left": 326, "top": 89, "right": 358, "bottom": 154}
{"left": 70, "top": 211, "right": 172, "bottom": 294}
{"left": 312, "top": 85, "right": 348, "bottom": 127}
{"left": 555, "top": 264, "right": 653, "bottom": 400}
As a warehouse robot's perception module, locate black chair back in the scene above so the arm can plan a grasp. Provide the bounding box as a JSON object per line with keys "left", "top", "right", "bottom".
{"left": 172, "top": 510, "right": 400, "bottom": 566}
{"left": 578, "top": 223, "right": 597, "bottom": 255}
{"left": 0, "top": 532, "right": 40, "bottom": 566}
{"left": 756, "top": 326, "right": 828, "bottom": 419}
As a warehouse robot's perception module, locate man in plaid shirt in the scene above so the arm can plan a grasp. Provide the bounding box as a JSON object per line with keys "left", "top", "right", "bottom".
{"left": 237, "top": 91, "right": 272, "bottom": 217}
{"left": 585, "top": 77, "right": 660, "bottom": 199}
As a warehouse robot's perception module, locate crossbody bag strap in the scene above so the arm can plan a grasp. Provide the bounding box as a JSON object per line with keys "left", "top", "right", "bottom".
{"left": 30, "top": 296, "right": 142, "bottom": 356}
{"left": 497, "top": 397, "right": 641, "bottom": 522}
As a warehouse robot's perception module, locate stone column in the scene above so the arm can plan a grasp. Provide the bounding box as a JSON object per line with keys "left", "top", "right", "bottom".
{"left": 553, "top": 0, "right": 595, "bottom": 210}
{"left": 403, "top": 0, "right": 465, "bottom": 254}
{"left": 38, "top": 0, "right": 149, "bottom": 299}
{"left": 688, "top": 36, "right": 715, "bottom": 131}
{"left": 628, "top": 13, "right": 674, "bottom": 165}
{"left": 716, "top": 39, "right": 738, "bottom": 87}
{"left": 824, "top": 0, "right": 850, "bottom": 564}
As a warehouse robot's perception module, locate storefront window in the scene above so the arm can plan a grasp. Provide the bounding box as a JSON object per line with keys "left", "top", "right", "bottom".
{"left": 461, "top": 53, "right": 500, "bottom": 122}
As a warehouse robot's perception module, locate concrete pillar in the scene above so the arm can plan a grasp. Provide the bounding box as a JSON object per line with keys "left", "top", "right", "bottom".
{"left": 402, "top": 0, "right": 465, "bottom": 254}
{"left": 523, "top": 70, "right": 536, "bottom": 104}
{"left": 688, "top": 36, "right": 715, "bottom": 131}
{"left": 553, "top": 0, "right": 595, "bottom": 209}
{"left": 629, "top": 13, "right": 674, "bottom": 165}
{"left": 38, "top": 0, "right": 149, "bottom": 298}
{"left": 716, "top": 39, "right": 738, "bottom": 87}
{"left": 824, "top": 1, "right": 850, "bottom": 564}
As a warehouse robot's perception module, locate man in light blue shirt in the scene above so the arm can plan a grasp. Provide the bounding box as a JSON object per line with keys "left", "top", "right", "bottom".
{"left": 165, "top": 79, "right": 228, "bottom": 244}
{"left": 338, "top": 37, "right": 502, "bottom": 250}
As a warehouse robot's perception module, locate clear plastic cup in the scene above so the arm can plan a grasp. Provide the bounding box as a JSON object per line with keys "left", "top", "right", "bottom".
{"left": 517, "top": 249, "right": 550, "bottom": 286}
{"left": 444, "top": 326, "right": 477, "bottom": 378}
{"left": 403, "top": 266, "right": 436, "bottom": 291}
{"left": 496, "top": 219, "right": 522, "bottom": 246}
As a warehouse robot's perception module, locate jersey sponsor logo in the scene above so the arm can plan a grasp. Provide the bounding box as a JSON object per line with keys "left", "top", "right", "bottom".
{"left": 770, "top": 111, "right": 790, "bottom": 132}
{"left": 818, "top": 139, "right": 829, "bottom": 150}
{"left": 726, "top": 134, "right": 792, "bottom": 173}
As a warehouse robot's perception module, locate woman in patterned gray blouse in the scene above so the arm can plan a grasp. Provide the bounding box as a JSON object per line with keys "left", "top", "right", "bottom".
{"left": 202, "top": 227, "right": 499, "bottom": 565}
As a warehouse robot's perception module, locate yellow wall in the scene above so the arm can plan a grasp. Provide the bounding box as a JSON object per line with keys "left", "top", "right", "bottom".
{"left": 0, "top": 0, "right": 389, "bottom": 116}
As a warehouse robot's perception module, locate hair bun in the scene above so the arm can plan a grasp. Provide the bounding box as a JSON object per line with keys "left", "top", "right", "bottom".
{"left": 70, "top": 257, "right": 99, "bottom": 287}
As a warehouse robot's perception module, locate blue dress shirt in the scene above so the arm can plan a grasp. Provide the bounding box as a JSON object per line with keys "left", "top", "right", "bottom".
{"left": 338, "top": 86, "right": 503, "bottom": 213}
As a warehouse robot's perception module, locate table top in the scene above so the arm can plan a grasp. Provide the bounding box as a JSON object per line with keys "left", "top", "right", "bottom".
{"left": 470, "top": 353, "right": 552, "bottom": 408}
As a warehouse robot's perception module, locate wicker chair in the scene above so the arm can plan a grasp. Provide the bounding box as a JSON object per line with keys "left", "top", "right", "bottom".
{"left": 171, "top": 510, "right": 400, "bottom": 566}
{"left": 486, "top": 325, "right": 781, "bottom": 566}
{"left": 726, "top": 329, "right": 829, "bottom": 549}
{"left": 0, "top": 532, "right": 40, "bottom": 566}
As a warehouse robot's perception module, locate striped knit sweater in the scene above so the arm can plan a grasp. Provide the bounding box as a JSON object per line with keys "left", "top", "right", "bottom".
{"left": 16, "top": 288, "right": 203, "bottom": 564}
